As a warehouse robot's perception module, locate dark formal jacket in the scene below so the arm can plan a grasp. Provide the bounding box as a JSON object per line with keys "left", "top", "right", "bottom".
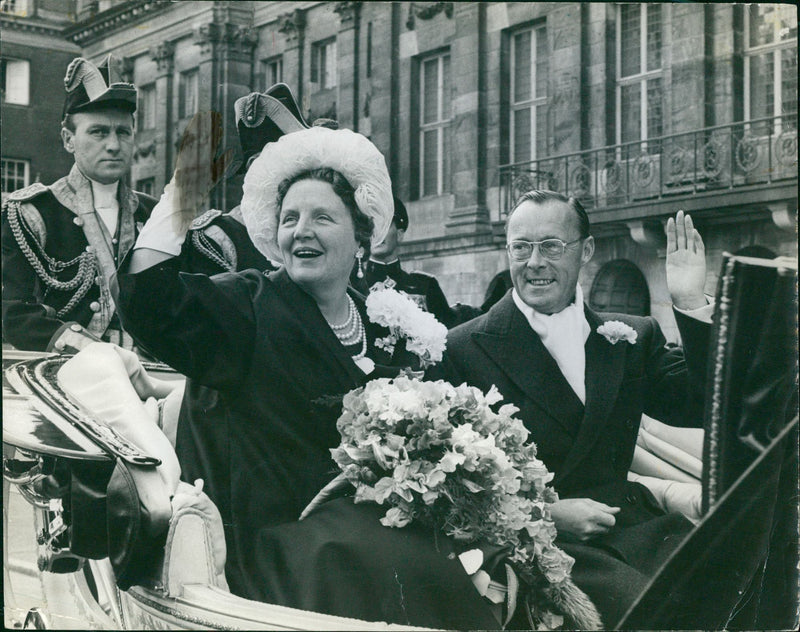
{"left": 431, "top": 292, "right": 711, "bottom": 626}
{"left": 174, "top": 206, "right": 275, "bottom": 527}
{"left": 118, "top": 262, "right": 498, "bottom": 628}
{"left": 2, "top": 165, "right": 155, "bottom": 351}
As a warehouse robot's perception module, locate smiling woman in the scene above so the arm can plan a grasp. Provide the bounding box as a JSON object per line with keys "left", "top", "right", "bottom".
{"left": 117, "top": 121, "right": 500, "bottom": 628}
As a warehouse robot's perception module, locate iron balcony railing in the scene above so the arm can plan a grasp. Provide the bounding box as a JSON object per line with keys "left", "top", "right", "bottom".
{"left": 497, "top": 113, "right": 798, "bottom": 219}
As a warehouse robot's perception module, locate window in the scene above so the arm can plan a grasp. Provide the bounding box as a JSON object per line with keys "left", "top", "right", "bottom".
{"left": 1, "top": 58, "right": 30, "bottom": 106}
{"left": 261, "top": 56, "right": 283, "bottom": 91}
{"left": 616, "top": 4, "right": 663, "bottom": 145}
{"left": 0, "top": 0, "right": 29, "bottom": 16}
{"left": 138, "top": 84, "right": 156, "bottom": 130}
{"left": 1, "top": 159, "right": 29, "bottom": 198}
{"left": 311, "top": 38, "right": 337, "bottom": 89}
{"left": 419, "top": 51, "right": 451, "bottom": 197}
{"left": 510, "top": 24, "right": 549, "bottom": 162}
{"left": 136, "top": 177, "right": 155, "bottom": 196}
{"left": 179, "top": 69, "right": 199, "bottom": 119}
{"left": 744, "top": 4, "right": 797, "bottom": 122}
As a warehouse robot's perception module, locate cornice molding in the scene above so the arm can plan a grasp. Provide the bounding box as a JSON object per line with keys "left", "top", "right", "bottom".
{"left": 63, "top": 0, "right": 173, "bottom": 47}
{"left": 406, "top": 2, "right": 453, "bottom": 30}
{"left": 334, "top": 1, "right": 361, "bottom": 28}
{"left": 0, "top": 14, "right": 69, "bottom": 37}
{"left": 277, "top": 8, "right": 306, "bottom": 46}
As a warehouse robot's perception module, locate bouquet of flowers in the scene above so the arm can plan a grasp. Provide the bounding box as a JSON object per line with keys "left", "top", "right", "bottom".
{"left": 328, "top": 374, "right": 602, "bottom": 630}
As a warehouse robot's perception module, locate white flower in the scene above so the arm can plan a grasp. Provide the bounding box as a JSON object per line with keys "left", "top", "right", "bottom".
{"left": 597, "top": 320, "right": 638, "bottom": 345}
{"left": 366, "top": 280, "right": 448, "bottom": 367}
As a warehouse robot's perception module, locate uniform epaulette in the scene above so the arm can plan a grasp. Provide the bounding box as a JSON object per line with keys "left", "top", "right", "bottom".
{"left": 409, "top": 269, "right": 435, "bottom": 280}
{"left": 6, "top": 182, "right": 49, "bottom": 202}
{"left": 189, "top": 209, "right": 224, "bottom": 230}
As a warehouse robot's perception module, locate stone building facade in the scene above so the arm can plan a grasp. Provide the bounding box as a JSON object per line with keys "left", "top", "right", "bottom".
{"left": 0, "top": 0, "right": 80, "bottom": 201}
{"left": 4, "top": 1, "right": 798, "bottom": 341}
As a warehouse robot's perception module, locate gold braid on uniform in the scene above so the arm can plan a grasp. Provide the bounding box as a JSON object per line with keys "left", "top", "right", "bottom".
{"left": 191, "top": 230, "right": 235, "bottom": 272}
{"left": 6, "top": 201, "right": 97, "bottom": 317}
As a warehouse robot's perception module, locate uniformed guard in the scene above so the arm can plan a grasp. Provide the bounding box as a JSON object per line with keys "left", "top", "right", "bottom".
{"left": 352, "top": 196, "right": 481, "bottom": 327}
{"left": 2, "top": 56, "right": 156, "bottom": 353}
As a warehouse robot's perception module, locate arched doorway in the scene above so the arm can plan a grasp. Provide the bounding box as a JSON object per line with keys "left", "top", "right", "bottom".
{"left": 589, "top": 259, "right": 650, "bottom": 316}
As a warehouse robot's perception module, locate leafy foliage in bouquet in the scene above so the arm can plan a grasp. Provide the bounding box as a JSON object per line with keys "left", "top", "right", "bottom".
{"left": 330, "top": 374, "right": 601, "bottom": 629}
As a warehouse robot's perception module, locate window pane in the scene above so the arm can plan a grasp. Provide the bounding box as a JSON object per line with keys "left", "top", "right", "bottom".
{"left": 535, "top": 26, "right": 548, "bottom": 98}
{"left": 621, "top": 83, "right": 641, "bottom": 143}
{"left": 422, "top": 129, "right": 439, "bottom": 196}
{"left": 749, "top": 5, "right": 776, "bottom": 47}
{"left": 646, "top": 4, "right": 662, "bottom": 71}
{"left": 513, "top": 30, "right": 532, "bottom": 102}
{"left": 441, "top": 54, "right": 450, "bottom": 119}
{"left": 749, "top": 51, "right": 773, "bottom": 120}
{"left": 513, "top": 107, "right": 531, "bottom": 162}
{"left": 4, "top": 59, "right": 29, "bottom": 105}
{"left": 646, "top": 77, "right": 663, "bottom": 139}
{"left": 442, "top": 124, "right": 450, "bottom": 193}
{"left": 423, "top": 58, "right": 439, "bottom": 123}
{"left": 325, "top": 41, "right": 337, "bottom": 88}
{"left": 777, "top": 4, "right": 798, "bottom": 42}
{"left": 781, "top": 47, "right": 798, "bottom": 114}
{"left": 1, "top": 159, "right": 28, "bottom": 194}
{"left": 620, "top": 4, "right": 641, "bottom": 77}
{"left": 535, "top": 103, "right": 548, "bottom": 158}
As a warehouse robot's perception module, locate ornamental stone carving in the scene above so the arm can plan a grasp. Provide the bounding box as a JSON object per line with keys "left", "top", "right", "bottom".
{"left": 150, "top": 41, "right": 175, "bottom": 75}
{"left": 406, "top": 2, "right": 453, "bottom": 30}
{"left": 334, "top": 1, "right": 362, "bottom": 28}
{"left": 278, "top": 9, "right": 306, "bottom": 46}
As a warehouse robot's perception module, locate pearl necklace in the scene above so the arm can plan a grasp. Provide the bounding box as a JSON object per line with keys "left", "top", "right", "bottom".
{"left": 329, "top": 295, "right": 367, "bottom": 361}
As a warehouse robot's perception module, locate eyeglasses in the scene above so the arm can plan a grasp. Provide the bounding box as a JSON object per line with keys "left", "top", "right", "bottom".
{"left": 506, "top": 238, "right": 583, "bottom": 261}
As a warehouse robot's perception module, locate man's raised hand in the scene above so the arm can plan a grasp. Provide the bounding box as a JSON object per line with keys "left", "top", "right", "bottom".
{"left": 666, "top": 210, "right": 707, "bottom": 310}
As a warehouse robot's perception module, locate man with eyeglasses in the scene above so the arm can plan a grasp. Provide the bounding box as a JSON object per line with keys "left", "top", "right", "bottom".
{"left": 432, "top": 190, "right": 712, "bottom": 628}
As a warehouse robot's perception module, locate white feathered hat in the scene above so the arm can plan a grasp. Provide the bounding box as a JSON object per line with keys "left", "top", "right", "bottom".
{"left": 240, "top": 126, "right": 394, "bottom": 263}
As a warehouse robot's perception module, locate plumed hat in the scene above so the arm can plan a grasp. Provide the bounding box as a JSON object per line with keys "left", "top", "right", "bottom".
{"left": 62, "top": 55, "right": 137, "bottom": 118}
{"left": 393, "top": 196, "right": 409, "bottom": 231}
{"left": 240, "top": 126, "right": 393, "bottom": 263}
{"left": 234, "top": 83, "right": 309, "bottom": 173}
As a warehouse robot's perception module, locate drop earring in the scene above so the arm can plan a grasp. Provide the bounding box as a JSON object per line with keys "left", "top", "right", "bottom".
{"left": 356, "top": 247, "right": 364, "bottom": 278}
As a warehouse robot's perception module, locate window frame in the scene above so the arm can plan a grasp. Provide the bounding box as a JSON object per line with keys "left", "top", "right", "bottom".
{"left": 1, "top": 158, "right": 30, "bottom": 199}
{"left": 261, "top": 55, "right": 284, "bottom": 91}
{"left": 417, "top": 50, "right": 452, "bottom": 198}
{"left": 1, "top": 57, "right": 30, "bottom": 106}
{"left": 138, "top": 83, "right": 156, "bottom": 130}
{"left": 509, "top": 22, "right": 549, "bottom": 164}
{"left": 743, "top": 4, "right": 797, "bottom": 124}
{"left": 311, "top": 38, "right": 338, "bottom": 90}
{"left": 135, "top": 177, "right": 155, "bottom": 196}
{"left": 178, "top": 69, "right": 199, "bottom": 119}
{"left": 615, "top": 3, "right": 664, "bottom": 147}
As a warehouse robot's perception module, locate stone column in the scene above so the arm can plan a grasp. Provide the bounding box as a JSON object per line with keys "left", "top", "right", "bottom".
{"left": 334, "top": 1, "right": 362, "bottom": 131}
{"left": 278, "top": 9, "right": 306, "bottom": 111}
{"left": 150, "top": 42, "right": 175, "bottom": 190}
{"left": 447, "top": 2, "right": 491, "bottom": 232}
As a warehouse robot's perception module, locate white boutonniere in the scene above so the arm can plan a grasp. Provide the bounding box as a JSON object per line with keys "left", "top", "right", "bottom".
{"left": 597, "top": 320, "right": 638, "bottom": 345}
{"left": 365, "top": 278, "right": 448, "bottom": 368}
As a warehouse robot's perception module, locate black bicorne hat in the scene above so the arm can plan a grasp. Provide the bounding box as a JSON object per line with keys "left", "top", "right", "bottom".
{"left": 234, "top": 83, "right": 310, "bottom": 173}
{"left": 393, "top": 196, "right": 409, "bottom": 231}
{"left": 62, "top": 55, "right": 137, "bottom": 118}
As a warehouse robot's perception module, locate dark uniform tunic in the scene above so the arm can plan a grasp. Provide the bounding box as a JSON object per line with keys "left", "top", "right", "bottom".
{"left": 2, "top": 165, "right": 155, "bottom": 352}
{"left": 353, "top": 259, "right": 462, "bottom": 327}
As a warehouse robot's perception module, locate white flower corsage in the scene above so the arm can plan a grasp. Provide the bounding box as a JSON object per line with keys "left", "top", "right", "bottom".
{"left": 597, "top": 320, "right": 638, "bottom": 345}
{"left": 365, "top": 278, "right": 448, "bottom": 368}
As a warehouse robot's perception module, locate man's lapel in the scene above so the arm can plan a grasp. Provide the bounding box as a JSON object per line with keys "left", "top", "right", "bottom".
{"left": 472, "top": 294, "right": 584, "bottom": 434}
{"left": 557, "top": 306, "right": 628, "bottom": 482}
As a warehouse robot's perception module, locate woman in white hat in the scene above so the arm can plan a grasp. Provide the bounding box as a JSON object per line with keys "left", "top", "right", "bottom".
{"left": 119, "top": 119, "right": 498, "bottom": 629}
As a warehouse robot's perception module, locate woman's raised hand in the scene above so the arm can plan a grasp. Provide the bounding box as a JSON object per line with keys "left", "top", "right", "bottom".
{"left": 172, "top": 111, "right": 234, "bottom": 233}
